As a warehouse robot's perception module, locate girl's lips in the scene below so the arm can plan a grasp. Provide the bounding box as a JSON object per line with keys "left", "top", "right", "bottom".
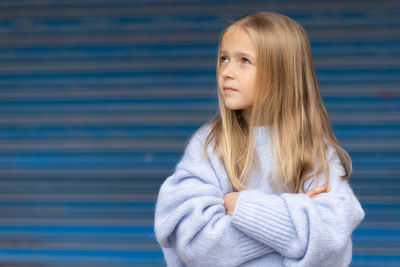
{"left": 224, "top": 87, "right": 237, "bottom": 92}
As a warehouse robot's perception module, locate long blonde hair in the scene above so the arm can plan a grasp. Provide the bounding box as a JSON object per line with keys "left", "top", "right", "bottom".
{"left": 203, "top": 12, "right": 352, "bottom": 193}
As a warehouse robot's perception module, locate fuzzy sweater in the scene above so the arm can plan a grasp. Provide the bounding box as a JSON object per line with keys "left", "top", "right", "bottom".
{"left": 154, "top": 124, "right": 364, "bottom": 267}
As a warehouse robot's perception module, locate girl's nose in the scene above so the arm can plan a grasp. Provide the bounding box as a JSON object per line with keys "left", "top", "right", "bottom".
{"left": 223, "top": 73, "right": 233, "bottom": 79}
{"left": 222, "top": 66, "right": 234, "bottom": 79}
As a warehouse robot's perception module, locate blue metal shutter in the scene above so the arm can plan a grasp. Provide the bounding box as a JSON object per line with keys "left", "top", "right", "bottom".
{"left": 0, "top": 0, "right": 399, "bottom": 266}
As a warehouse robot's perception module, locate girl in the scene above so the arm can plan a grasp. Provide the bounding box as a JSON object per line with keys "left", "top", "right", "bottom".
{"left": 154, "top": 12, "right": 364, "bottom": 267}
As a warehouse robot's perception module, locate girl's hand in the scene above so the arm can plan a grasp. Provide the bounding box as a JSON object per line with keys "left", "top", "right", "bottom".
{"left": 224, "top": 192, "right": 240, "bottom": 215}
{"left": 306, "top": 185, "right": 330, "bottom": 198}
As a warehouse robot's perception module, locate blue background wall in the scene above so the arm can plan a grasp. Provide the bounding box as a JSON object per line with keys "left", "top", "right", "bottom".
{"left": 0, "top": 0, "right": 399, "bottom": 266}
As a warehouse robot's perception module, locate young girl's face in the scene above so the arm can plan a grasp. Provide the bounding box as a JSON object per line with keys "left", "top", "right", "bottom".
{"left": 218, "top": 26, "right": 257, "bottom": 120}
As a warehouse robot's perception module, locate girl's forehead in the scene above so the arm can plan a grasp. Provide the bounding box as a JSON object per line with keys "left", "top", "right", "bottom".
{"left": 220, "top": 26, "right": 256, "bottom": 55}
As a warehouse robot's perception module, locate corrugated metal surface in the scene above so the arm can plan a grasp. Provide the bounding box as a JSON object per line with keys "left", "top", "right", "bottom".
{"left": 0, "top": 0, "right": 399, "bottom": 266}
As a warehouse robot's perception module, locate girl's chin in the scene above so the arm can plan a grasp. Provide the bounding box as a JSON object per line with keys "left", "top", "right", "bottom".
{"left": 223, "top": 101, "right": 243, "bottom": 110}
{"left": 224, "top": 102, "right": 250, "bottom": 112}
{"left": 224, "top": 105, "right": 242, "bottom": 111}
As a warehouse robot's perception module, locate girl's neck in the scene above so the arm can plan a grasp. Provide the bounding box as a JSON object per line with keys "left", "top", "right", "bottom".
{"left": 242, "top": 108, "right": 252, "bottom": 125}
{"left": 241, "top": 108, "right": 266, "bottom": 127}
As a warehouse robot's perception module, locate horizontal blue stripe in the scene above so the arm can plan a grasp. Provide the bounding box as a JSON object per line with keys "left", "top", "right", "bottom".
{"left": 1, "top": 12, "right": 398, "bottom": 28}
{"left": 0, "top": 249, "right": 164, "bottom": 259}
{"left": 0, "top": 225, "right": 154, "bottom": 233}
{"left": 354, "top": 228, "right": 400, "bottom": 237}
{"left": 353, "top": 254, "right": 400, "bottom": 261}
{"left": 0, "top": 202, "right": 155, "bottom": 206}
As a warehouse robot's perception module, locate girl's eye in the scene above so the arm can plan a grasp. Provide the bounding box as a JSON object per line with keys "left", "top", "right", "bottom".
{"left": 241, "top": 58, "right": 251, "bottom": 64}
{"left": 220, "top": 56, "right": 228, "bottom": 62}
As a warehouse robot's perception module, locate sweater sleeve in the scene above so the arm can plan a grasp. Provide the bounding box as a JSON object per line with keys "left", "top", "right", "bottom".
{"left": 154, "top": 128, "right": 274, "bottom": 267}
{"left": 230, "top": 147, "right": 365, "bottom": 267}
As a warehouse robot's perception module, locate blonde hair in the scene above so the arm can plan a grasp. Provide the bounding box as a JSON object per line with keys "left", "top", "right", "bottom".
{"left": 203, "top": 12, "right": 352, "bottom": 193}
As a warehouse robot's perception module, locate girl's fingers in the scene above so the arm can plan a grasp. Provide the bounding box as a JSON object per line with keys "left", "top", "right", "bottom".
{"left": 306, "top": 186, "right": 330, "bottom": 198}
{"left": 312, "top": 186, "right": 329, "bottom": 193}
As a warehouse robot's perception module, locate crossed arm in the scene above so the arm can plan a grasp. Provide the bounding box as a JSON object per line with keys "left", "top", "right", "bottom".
{"left": 224, "top": 185, "right": 330, "bottom": 215}
{"left": 222, "top": 171, "right": 364, "bottom": 266}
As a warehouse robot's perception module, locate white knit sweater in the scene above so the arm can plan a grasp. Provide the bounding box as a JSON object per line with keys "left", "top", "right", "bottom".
{"left": 154, "top": 124, "right": 364, "bottom": 267}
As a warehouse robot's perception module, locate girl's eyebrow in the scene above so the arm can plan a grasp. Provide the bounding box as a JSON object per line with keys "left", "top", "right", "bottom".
{"left": 220, "top": 50, "right": 255, "bottom": 60}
